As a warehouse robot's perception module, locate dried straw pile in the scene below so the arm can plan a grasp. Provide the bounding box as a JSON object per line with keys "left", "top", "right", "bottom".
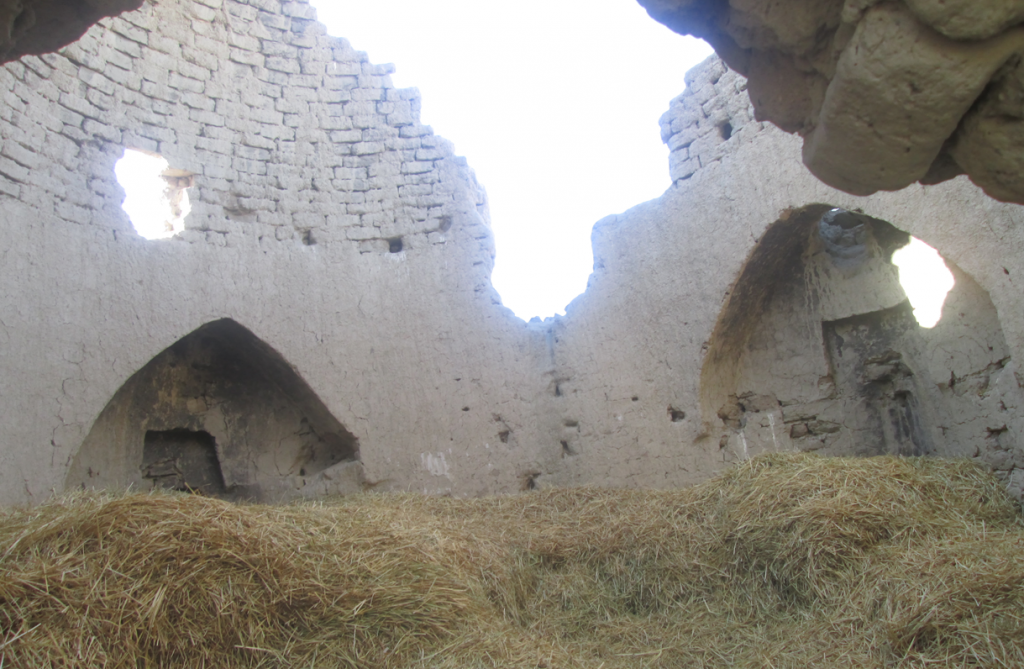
{"left": 2, "top": 453, "right": 1023, "bottom": 668}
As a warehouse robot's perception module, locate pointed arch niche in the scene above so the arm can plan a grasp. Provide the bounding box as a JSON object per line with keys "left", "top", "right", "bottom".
{"left": 699, "top": 205, "right": 1024, "bottom": 498}
{"left": 67, "top": 319, "right": 362, "bottom": 502}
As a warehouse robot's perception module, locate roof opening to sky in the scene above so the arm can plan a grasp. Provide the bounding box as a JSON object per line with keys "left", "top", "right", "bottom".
{"left": 308, "top": 0, "right": 713, "bottom": 320}
{"left": 892, "top": 237, "right": 955, "bottom": 329}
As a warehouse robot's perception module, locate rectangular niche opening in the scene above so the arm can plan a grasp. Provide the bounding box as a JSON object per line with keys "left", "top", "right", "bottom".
{"left": 141, "top": 429, "right": 226, "bottom": 495}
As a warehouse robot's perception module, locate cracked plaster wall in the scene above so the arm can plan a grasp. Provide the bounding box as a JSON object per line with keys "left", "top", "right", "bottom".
{"left": 2, "top": 1, "right": 1024, "bottom": 505}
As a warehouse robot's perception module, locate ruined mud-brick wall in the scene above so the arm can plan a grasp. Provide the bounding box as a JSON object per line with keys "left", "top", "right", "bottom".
{"left": 0, "top": 0, "right": 559, "bottom": 505}
{"left": 5, "top": 11, "right": 1024, "bottom": 507}
{"left": 1, "top": 0, "right": 485, "bottom": 253}
{"left": 545, "top": 56, "right": 1024, "bottom": 498}
{"left": 659, "top": 57, "right": 764, "bottom": 184}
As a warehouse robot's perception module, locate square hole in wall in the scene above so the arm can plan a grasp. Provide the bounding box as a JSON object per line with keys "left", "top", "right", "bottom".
{"left": 141, "top": 429, "right": 226, "bottom": 495}
{"left": 115, "top": 148, "right": 195, "bottom": 240}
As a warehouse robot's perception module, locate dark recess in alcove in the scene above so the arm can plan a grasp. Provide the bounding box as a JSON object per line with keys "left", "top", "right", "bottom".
{"left": 142, "top": 429, "right": 226, "bottom": 495}
{"left": 68, "top": 319, "right": 360, "bottom": 502}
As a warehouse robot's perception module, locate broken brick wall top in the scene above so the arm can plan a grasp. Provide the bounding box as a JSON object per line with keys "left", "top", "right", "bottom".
{"left": 659, "top": 56, "right": 765, "bottom": 184}
{"left": 1, "top": 0, "right": 490, "bottom": 255}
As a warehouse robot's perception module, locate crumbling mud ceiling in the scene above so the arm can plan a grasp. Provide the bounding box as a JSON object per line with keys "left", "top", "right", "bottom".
{"left": 0, "top": 0, "right": 143, "bottom": 63}
{"left": 701, "top": 206, "right": 1024, "bottom": 499}
{"left": 66, "top": 319, "right": 363, "bottom": 503}
{"left": 637, "top": 0, "right": 1024, "bottom": 205}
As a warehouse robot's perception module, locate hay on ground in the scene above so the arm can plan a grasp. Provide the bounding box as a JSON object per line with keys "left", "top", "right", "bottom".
{"left": 1, "top": 452, "right": 1022, "bottom": 668}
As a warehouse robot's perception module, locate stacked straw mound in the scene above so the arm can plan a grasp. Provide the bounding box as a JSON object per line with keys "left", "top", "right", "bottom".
{"left": 2, "top": 453, "right": 1023, "bottom": 668}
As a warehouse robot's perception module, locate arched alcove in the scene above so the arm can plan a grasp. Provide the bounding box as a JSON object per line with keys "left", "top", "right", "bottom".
{"left": 699, "top": 206, "right": 1024, "bottom": 498}
{"left": 66, "top": 319, "right": 362, "bottom": 502}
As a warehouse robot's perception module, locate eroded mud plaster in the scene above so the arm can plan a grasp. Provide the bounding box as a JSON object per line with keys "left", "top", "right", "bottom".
{"left": 2, "top": 0, "right": 1024, "bottom": 505}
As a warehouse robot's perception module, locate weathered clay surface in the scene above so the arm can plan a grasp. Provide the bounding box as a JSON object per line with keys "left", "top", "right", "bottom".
{"left": 0, "top": 0, "right": 143, "bottom": 63}
{"left": 950, "top": 55, "right": 1024, "bottom": 204}
{"left": 545, "top": 58, "right": 1024, "bottom": 499}
{"left": 701, "top": 204, "right": 1023, "bottom": 480}
{"left": 0, "top": 0, "right": 557, "bottom": 505}
{"left": 2, "top": 0, "right": 1024, "bottom": 509}
{"left": 637, "top": 0, "right": 1024, "bottom": 204}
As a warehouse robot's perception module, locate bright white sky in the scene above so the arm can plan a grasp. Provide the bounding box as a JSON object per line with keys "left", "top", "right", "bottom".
{"left": 116, "top": 4, "right": 955, "bottom": 330}
{"left": 892, "top": 237, "right": 955, "bottom": 328}
{"left": 116, "top": 150, "right": 189, "bottom": 239}
{"left": 308, "top": 0, "right": 713, "bottom": 319}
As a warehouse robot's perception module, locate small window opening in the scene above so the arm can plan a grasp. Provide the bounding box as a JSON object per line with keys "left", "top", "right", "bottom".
{"left": 719, "top": 122, "right": 733, "bottom": 140}
{"left": 388, "top": 236, "right": 403, "bottom": 253}
{"left": 115, "top": 149, "right": 195, "bottom": 240}
{"left": 141, "top": 429, "right": 225, "bottom": 495}
{"left": 891, "top": 237, "right": 955, "bottom": 328}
